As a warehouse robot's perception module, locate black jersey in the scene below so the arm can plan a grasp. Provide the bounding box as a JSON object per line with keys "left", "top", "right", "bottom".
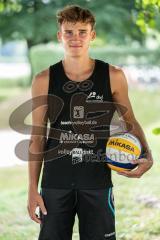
{"left": 41, "top": 59, "right": 115, "bottom": 189}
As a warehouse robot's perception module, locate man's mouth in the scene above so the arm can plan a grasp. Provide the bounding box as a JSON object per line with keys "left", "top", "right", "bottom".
{"left": 70, "top": 45, "right": 82, "bottom": 48}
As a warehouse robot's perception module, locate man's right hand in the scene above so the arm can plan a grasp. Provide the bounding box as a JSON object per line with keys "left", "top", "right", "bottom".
{"left": 27, "top": 189, "right": 47, "bottom": 224}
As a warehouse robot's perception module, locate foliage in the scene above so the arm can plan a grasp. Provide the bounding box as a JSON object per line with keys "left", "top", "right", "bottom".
{"left": 135, "top": 0, "right": 160, "bottom": 32}
{"left": 152, "top": 127, "right": 160, "bottom": 135}
{"left": 0, "top": 0, "right": 144, "bottom": 47}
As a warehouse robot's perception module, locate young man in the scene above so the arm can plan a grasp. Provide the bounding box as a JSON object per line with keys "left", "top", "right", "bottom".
{"left": 27, "top": 5, "right": 153, "bottom": 240}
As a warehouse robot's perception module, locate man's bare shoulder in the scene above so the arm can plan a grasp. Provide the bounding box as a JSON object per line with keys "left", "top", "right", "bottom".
{"left": 109, "top": 64, "right": 128, "bottom": 94}
{"left": 109, "top": 64, "right": 125, "bottom": 80}
{"left": 32, "top": 69, "right": 49, "bottom": 96}
{"left": 32, "top": 68, "right": 49, "bottom": 86}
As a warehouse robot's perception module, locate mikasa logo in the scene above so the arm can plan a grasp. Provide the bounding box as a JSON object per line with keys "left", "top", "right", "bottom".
{"left": 108, "top": 139, "right": 134, "bottom": 152}
{"left": 60, "top": 133, "right": 94, "bottom": 141}
{"left": 86, "top": 91, "right": 103, "bottom": 102}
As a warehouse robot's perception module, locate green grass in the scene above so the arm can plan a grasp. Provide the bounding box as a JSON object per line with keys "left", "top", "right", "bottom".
{"left": 0, "top": 76, "right": 30, "bottom": 88}
{"left": 0, "top": 165, "right": 78, "bottom": 240}
{"left": 0, "top": 87, "right": 25, "bottom": 103}
{"left": 129, "top": 88, "right": 160, "bottom": 127}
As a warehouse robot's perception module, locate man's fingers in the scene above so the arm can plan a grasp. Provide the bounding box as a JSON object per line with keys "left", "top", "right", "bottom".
{"left": 117, "top": 169, "right": 142, "bottom": 178}
{"left": 131, "top": 158, "right": 152, "bottom": 164}
{"left": 27, "top": 205, "right": 41, "bottom": 224}
{"left": 131, "top": 159, "right": 139, "bottom": 164}
{"left": 30, "top": 211, "right": 41, "bottom": 224}
{"left": 38, "top": 198, "right": 47, "bottom": 215}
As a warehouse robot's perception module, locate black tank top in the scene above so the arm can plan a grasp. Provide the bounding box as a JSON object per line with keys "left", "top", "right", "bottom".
{"left": 41, "top": 59, "right": 115, "bottom": 189}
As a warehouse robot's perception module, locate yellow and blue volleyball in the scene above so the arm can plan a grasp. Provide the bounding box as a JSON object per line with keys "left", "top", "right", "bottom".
{"left": 105, "top": 133, "right": 142, "bottom": 172}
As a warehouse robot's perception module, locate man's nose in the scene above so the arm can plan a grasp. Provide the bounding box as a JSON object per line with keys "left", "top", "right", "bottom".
{"left": 72, "top": 32, "right": 79, "bottom": 39}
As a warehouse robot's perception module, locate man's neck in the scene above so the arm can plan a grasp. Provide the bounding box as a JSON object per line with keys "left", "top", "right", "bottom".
{"left": 62, "top": 55, "right": 95, "bottom": 79}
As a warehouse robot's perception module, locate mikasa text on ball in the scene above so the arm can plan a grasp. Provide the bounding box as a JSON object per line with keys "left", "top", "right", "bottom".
{"left": 106, "top": 133, "right": 142, "bottom": 172}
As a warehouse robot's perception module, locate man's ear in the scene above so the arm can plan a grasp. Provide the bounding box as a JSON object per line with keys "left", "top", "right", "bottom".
{"left": 57, "top": 31, "right": 62, "bottom": 42}
{"left": 91, "top": 30, "right": 96, "bottom": 41}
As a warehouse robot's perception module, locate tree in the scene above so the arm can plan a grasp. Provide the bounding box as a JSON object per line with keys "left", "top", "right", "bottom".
{"left": 0, "top": 0, "right": 57, "bottom": 48}
{"left": 134, "top": 0, "right": 160, "bottom": 135}
{"left": 0, "top": 0, "right": 156, "bottom": 81}
{"left": 135, "top": 0, "right": 160, "bottom": 33}
{"left": 0, "top": 0, "right": 144, "bottom": 48}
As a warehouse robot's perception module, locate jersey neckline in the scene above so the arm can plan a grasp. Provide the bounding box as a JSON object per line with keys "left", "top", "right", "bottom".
{"left": 60, "top": 58, "right": 97, "bottom": 83}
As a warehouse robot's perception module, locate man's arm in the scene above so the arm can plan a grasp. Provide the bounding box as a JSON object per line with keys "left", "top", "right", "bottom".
{"left": 27, "top": 69, "right": 49, "bottom": 223}
{"left": 109, "top": 65, "right": 153, "bottom": 178}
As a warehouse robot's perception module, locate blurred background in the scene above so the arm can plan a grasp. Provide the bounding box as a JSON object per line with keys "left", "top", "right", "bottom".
{"left": 0, "top": 0, "right": 160, "bottom": 239}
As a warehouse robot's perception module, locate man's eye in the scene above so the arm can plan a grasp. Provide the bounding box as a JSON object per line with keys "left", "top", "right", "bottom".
{"left": 66, "top": 31, "right": 72, "bottom": 34}
{"left": 80, "top": 31, "right": 86, "bottom": 34}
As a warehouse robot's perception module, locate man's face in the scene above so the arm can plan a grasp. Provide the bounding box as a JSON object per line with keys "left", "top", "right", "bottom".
{"left": 57, "top": 21, "right": 96, "bottom": 57}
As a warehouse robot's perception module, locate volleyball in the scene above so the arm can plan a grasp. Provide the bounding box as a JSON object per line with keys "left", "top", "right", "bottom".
{"left": 105, "top": 133, "right": 142, "bottom": 172}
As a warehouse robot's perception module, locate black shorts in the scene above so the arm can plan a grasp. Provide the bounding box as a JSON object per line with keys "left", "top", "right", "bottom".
{"left": 38, "top": 187, "right": 116, "bottom": 240}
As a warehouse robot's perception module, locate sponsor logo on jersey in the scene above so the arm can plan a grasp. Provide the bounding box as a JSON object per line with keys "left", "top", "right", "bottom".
{"left": 59, "top": 132, "right": 94, "bottom": 144}
{"left": 71, "top": 148, "right": 94, "bottom": 164}
{"left": 86, "top": 91, "right": 103, "bottom": 102}
{"left": 73, "top": 106, "right": 84, "bottom": 118}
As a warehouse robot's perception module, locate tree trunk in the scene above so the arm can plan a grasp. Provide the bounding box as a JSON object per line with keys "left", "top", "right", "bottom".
{"left": 26, "top": 39, "right": 35, "bottom": 85}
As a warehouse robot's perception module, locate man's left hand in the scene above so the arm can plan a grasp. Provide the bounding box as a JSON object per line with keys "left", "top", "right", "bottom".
{"left": 117, "top": 154, "right": 153, "bottom": 178}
